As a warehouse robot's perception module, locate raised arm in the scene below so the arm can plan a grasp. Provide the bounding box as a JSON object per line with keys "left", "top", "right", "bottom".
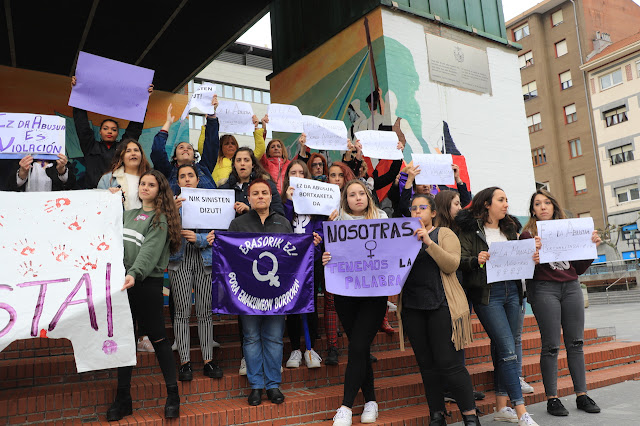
{"left": 150, "top": 106, "right": 174, "bottom": 178}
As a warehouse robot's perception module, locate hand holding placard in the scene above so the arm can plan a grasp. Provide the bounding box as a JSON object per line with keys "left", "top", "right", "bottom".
{"left": 411, "top": 154, "right": 455, "bottom": 185}
{"left": 355, "top": 130, "right": 402, "bottom": 160}
{"left": 180, "top": 83, "right": 217, "bottom": 120}
{"left": 0, "top": 113, "right": 66, "bottom": 160}
{"left": 289, "top": 177, "right": 340, "bottom": 216}
{"left": 302, "top": 116, "right": 348, "bottom": 151}
{"left": 180, "top": 188, "right": 236, "bottom": 230}
{"left": 486, "top": 239, "right": 536, "bottom": 283}
{"left": 537, "top": 218, "right": 597, "bottom": 263}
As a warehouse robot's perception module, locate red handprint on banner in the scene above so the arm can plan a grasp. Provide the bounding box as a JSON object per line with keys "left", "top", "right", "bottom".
{"left": 64, "top": 216, "right": 86, "bottom": 231}
{"left": 51, "top": 244, "right": 71, "bottom": 262}
{"left": 75, "top": 255, "right": 97, "bottom": 271}
{"left": 19, "top": 261, "right": 42, "bottom": 277}
{"left": 90, "top": 235, "right": 111, "bottom": 252}
{"left": 44, "top": 198, "right": 71, "bottom": 213}
{"left": 13, "top": 239, "right": 36, "bottom": 256}
{"left": 0, "top": 215, "right": 4, "bottom": 226}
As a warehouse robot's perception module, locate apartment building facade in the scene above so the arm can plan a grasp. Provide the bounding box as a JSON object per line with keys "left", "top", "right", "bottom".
{"left": 506, "top": 0, "right": 640, "bottom": 231}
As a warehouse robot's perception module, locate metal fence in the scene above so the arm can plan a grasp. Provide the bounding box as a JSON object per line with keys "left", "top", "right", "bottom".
{"left": 584, "top": 259, "right": 639, "bottom": 276}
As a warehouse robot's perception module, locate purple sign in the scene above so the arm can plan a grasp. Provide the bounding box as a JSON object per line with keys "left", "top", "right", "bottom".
{"left": 69, "top": 52, "right": 154, "bottom": 122}
{"left": 211, "top": 232, "right": 315, "bottom": 315}
{"left": 323, "top": 218, "right": 423, "bottom": 297}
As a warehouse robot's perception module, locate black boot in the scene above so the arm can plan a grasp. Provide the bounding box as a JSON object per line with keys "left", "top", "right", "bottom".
{"left": 429, "top": 411, "right": 447, "bottom": 426}
{"left": 462, "top": 413, "right": 481, "bottom": 425}
{"left": 164, "top": 384, "right": 180, "bottom": 418}
{"left": 106, "top": 386, "right": 132, "bottom": 421}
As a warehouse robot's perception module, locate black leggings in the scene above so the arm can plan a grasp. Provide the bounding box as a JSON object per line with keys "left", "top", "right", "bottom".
{"left": 334, "top": 295, "right": 387, "bottom": 408}
{"left": 402, "top": 305, "right": 475, "bottom": 413}
{"left": 117, "top": 276, "right": 177, "bottom": 390}
{"left": 286, "top": 262, "right": 321, "bottom": 350}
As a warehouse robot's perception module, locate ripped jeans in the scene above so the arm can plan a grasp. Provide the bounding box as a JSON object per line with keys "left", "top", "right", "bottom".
{"left": 474, "top": 280, "right": 524, "bottom": 406}
{"left": 528, "top": 279, "right": 586, "bottom": 396}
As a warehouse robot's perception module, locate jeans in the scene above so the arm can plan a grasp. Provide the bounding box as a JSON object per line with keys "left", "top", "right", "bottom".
{"left": 242, "top": 315, "right": 285, "bottom": 390}
{"left": 528, "top": 279, "right": 586, "bottom": 396}
{"left": 402, "top": 306, "right": 476, "bottom": 413}
{"left": 490, "top": 295, "right": 525, "bottom": 382}
{"left": 474, "top": 281, "right": 524, "bottom": 406}
{"left": 334, "top": 295, "right": 387, "bottom": 408}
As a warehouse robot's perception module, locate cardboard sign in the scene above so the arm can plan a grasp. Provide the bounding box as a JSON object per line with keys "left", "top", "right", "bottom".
{"left": 302, "top": 116, "right": 348, "bottom": 151}
{"left": 180, "top": 82, "right": 217, "bottom": 120}
{"left": 411, "top": 153, "right": 455, "bottom": 185}
{"left": 486, "top": 239, "right": 536, "bottom": 283}
{"left": 289, "top": 177, "right": 340, "bottom": 216}
{"left": 69, "top": 51, "right": 154, "bottom": 122}
{"left": 355, "top": 130, "right": 402, "bottom": 160}
{"left": 267, "top": 104, "right": 304, "bottom": 133}
{"left": 180, "top": 188, "right": 235, "bottom": 230}
{"left": 0, "top": 113, "right": 66, "bottom": 160}
{"left": 217, "top": 101, "right": 255, "bottom": 134}
{"left": 0, "top": 190, "right": 136, "bottom": 373}
{"left": 537, "top": 218, "right": 597, "bottom": 263}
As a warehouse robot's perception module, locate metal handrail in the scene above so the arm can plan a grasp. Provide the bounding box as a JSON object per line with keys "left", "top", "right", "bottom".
{"left": 605, "top": 276, "right": 631, "bottom": 304}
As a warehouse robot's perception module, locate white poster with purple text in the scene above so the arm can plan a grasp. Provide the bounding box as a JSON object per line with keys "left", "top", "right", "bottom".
{"left": 0, "top": 190, "right": 136, "bottom": 372}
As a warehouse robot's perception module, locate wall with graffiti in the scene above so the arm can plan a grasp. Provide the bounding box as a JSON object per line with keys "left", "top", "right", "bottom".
{"left": 270, "top": 8, "right": 536, "bottom": 216}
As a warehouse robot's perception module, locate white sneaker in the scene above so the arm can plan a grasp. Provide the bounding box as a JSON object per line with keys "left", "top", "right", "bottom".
{"left": 360, "top": 401, "right": 378, "bottom": 423}
{"left": 212, "top": 339, "right": 221, "bottom": 348}
{"left": 387, "top": 300, "right": 397, "bottom": 312}
{"left": 239, "top": 357, "right": 247, "bottom": 376}
{"left": 304, "top": 349, "right": 322, "bottom": 368}
{"left": 171, "top": 340, "right": 178, "bottom": 351}
{"left": 518, "top": 412, "right": 538, "bottom": 426}
{"left": 286, "top": 350, "right": 303, "bottom": 368}
{"left": 332, "top": 406, "right": 352, "bottom": 426}
{"left": 494, "top": 406, "right": 519, "bottom": 423}
{"left": 136, "top": 336, "right": 154, "bottom": 353}
{"left": 520, "top": 377, "right": 534, "bottom": 394}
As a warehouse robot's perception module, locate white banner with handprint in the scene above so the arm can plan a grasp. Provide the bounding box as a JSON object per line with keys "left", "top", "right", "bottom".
{"left": 0, "top": 190, "right": 135, "bottom": 372}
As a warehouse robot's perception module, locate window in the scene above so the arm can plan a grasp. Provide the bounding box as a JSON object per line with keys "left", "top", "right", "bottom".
{"left": 615, "top": 184, "right": 640, "bottom": 203}
{"left": 622, "top": 224, "right": 638, "bottom": 241}
{"left": 234, "top": 87, "right": 243, "bottom": 100}
{"left": 223, "top": 85, "right": 233, "bottom": 98}
{"left": 555, "top": 40, "right": 568, "bottom": 57}
{"left": 569, "top": 139, "right": 582, "bottom": 158}
{"left": 253, "top": 90, "right": 262, "bottom": 103}
{"left": 551, "top": 10, "right": 564, "bottom": 26}
{"left": 519, "top": 51, "right": 534, "bottom": 69}
{"left": 560, "top": 71, "right": 573, "bottom": 90}
{"left": 600, "top": 69, "right": 623, "bottom": 90}
{"left": 513, "top": 23, "right": 530, "bottom": 41}
{"left": 637, "top": 60, "right": 640, "bottom": 78}
{"left": 573, "top": 174, "right": 587, "bottom": 194}
{"left": 522, "top": 81, "right": 538, "bottom": 100}
{"left": 565, "top": 104, "right": 577, "bottom": 123}
{"left": 532, "top": 147, "right": 547, "bottom": 166}
{"left": 263, "top": 92, "right": 271, "bottom": 104}
{"left": 609, "top": 144, "right": 634, "bottom": 164}
{"left": 189, "top": 114, "right": 205, "bottom": 130}
{"left": 604, "top": 106, "right": 628, "bottom": 127}
{"left": 527, "top": 113, "right": 542, "bottom": 133}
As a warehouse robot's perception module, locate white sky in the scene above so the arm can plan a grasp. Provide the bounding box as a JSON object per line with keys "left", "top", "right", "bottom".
{"left": 237, "top": 2, "right": 640, "bottom": 48}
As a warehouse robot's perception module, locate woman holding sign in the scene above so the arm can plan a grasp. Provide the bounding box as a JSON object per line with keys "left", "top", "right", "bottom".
{"left": 520, "top": 189, "right": 601, "bottom": 417}
{"left": 169, "top": 164, "right": 223, "bottom": 382}
{"left": 322, "top": 179, "right": 388, "bottom": 426}
{"left": 399, "top": 194, "right": 478, "bottom": 425}
{"left": 108, "top": 170, "right": 182, "bottom": 421}
{"left": 456, "top": 187, "right": 538, "bottom": 426}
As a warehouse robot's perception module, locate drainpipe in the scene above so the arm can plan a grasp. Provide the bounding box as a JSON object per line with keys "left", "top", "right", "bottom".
{"left": 570, "top": 0, "right": 607, "bottom": 231}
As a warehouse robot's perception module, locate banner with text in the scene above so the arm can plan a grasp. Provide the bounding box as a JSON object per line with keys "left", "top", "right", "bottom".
{"left": 323, "top": 218, "right": 423, "bottom": 296}
{"left": 0, "top": 113, "right": 66, "bottom": 160}
{"left": 411, "top": 153, "right": 454, "bottom": 185}
{"left": 355, "top": 130, "right": 402, "bottom": 160}
{"left": 180, "top": 188, "right": 235, "bottom": 230}
{"left": 302, "top": 116, "right": 348, "bottom": 151}
{"left": 267, "top": 104, "right": 304, "bottom": 133}
{"left": 487, "top": 239, "right": 536, "bottom": 283}
{"left": 180, "top": 82, "right": 216, "bottom": 120}
{"left": 217, "top": 101, "right": 255, "bottom": 134}
{"left": 0, "top": 190, "right": 135, "bottom": 373}
{"left": 537, "top": 218, "right": 597, "bottom": 263}
{"left": 211, "top": 232, "right": 315, "bottom": 315}
{"left": 289, "top": 177, "right": 340, "bottom": 216}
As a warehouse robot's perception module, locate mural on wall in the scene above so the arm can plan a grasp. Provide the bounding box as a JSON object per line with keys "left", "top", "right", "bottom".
{"left": 270, "top": 8, "right": 536, "bottom": 216}
{"left": 0, "top": 66, "right": 189, "bottom": 188}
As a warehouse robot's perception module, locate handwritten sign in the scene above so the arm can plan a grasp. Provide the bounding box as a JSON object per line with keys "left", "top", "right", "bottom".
{"left": 355, "top": 130, "right": 402, "bottom": 160}
{"left": 217, "top": 101, "right": 255, "bottom": 134}
{"left": 180, "top": 188, "right": 235, "bottom": 230}
{"left": 323, "top": 218, "right": 423, "bottom": 296}
{"left": 537, "top": 218, "right": 597, "bottom": 263}
{"left": 486, "top": 239, "right": 536, "bottom": 284}
{"left": 302, "top": 116, "right": 348, "bottom": 151}
{"left": 0, "top": 190, "right": 135, "bottom": 373}
{"left": 289, "top": 177, "right": 340, "bottom": 216}
{"left": 411, "top": 153, "right": 454, "bottom": 185}
{"left": 0, "top": 113, "right": 66, "bottom": 160}
{"left": 69, "top": 51, "right": 154, "bottom": 122}
{"left": 180, "top": 83, "right": 217, "bottom": 120}
{"left": 267, "top": 104, "right": 304, "bottom": 133}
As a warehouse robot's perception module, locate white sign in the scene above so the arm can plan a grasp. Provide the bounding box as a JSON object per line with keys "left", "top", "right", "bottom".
{"left": 181, "top": 188, "right": 236, "bottom": 230}
{"left": 290, "top": 177, "right": 340, "bottom": 216}
{"left": 486, "top": 239, "right": 536, "bottom": 284}
{"left": 0, "top": 113, "right": 66, "bottom": 160}
{"left": 355, "top": 130, "right": 402, "bottom": 160}
{"left": 267, "top": 104, "right": 304, "bottom": 133}
{"left": 0, "top": 190, "right": 135, "bottom": 373}
{"left": 217, "top": 101, "right": 255, "bottom": 134}
{"left": 537, "top": 218, "right": 597, "bottom": 263}
{"left": 302, "top": 115, "right": 348, "bottom": 151}
{"left": 180, "top": 83, "right": 217, "bottom": 120}
{"left": 411, "top": 153, "right": 454, "bottom": 185}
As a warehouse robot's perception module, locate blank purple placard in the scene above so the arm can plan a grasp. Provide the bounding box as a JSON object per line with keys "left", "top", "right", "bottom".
{"left": 69, "top": 52, "right": 155, "bottom": 122}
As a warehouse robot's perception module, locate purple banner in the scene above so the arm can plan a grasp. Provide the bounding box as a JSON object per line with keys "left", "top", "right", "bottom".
{"left": 323, "top": 218, "right": 423, "bottom": 297}
{"left": 211, "top": 232, "right": 315, "bottom": 315}
{"left": 69, "top": 52, "right": 154, "bottom": 122}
